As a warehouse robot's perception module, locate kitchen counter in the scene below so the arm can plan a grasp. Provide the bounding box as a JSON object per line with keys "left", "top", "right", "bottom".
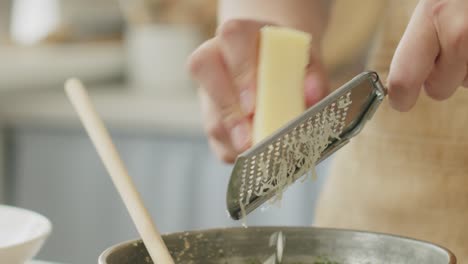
{"left": 0, "top": 68, "right": 365, "bottom": 136}
{"left": 0, "top": 0, "right": 383, "bottom": 135}
{"left": 0, "top": 85, "right": 203, "bottom": 135}
{"left": 29, "top": 261, "right": 64, "bottom": 264}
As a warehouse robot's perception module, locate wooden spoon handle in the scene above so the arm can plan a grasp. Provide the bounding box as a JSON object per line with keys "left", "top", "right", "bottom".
{"left": 65, "top": 79, "right": 175, "bottom": 264}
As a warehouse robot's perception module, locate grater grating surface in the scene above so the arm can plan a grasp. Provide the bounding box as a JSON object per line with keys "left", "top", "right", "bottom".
{"left": 227, "top": 72, "right": 386, "bottom": 220}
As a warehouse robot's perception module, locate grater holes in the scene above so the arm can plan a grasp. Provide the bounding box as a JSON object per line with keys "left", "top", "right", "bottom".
{"left": 238, "top": 90, "right": 353, "bottom": 213}
{"left": 299, "top": 122, "right": 306, "bottom": 132}
{"left": 267, "top": 145, "right": 274, "bottom": 156}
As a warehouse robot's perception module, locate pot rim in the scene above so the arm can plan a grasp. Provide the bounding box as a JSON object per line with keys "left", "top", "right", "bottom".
{"left": 98, "top": 226, "right": 457, "bottom": 264}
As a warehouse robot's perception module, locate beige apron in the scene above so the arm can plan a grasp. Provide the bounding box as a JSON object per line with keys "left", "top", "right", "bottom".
{"left": 315, "top": 0, "right": 468, "bottom": 261}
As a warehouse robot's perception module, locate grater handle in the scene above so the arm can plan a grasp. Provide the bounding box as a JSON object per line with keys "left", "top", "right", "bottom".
{"left": 317, "top": 71, "right": 387, "bottom": 163}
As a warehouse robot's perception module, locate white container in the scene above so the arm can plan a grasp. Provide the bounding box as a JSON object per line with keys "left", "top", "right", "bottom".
{"left": 0, "top": 205, "right": 52, "bottom": 264}
{"left": 126, "top": 24, "right": 201, "bottom": 96}
{"left": 10, "top": 0, "right": 122, "bottom": 45}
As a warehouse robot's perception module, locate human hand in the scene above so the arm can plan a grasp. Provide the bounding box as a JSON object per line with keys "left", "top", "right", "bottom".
{"left": 188, "top": 19, "right": 329, "bottom": 163}
{"left": 387, "top": 0, "right": 468, "bottom": 111}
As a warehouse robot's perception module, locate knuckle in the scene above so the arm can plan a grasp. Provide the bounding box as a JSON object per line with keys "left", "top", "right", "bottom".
{"left": 187, "top": 47, "right": 206, "bottom": 77}
{"left": 232, "top": 63, "right": 254, "bottom": 87}
{"left": 431, "top": 1, "right": 468, "bottom": 57}
{"left": 187, "top": 39, "right": 218, "bottom": 78}
{"left": 205, "top": 121, "right": 227, "bottom": 141}
{"left": 448, "top": 28, "right": 468, "bottom": 55}
{"left": 217, "top": 104, "right": 243, "bottom": 127}
{"left": 217, "top": 19, "right": 248, "bottom": 39}
{"left": 430, "top": 0, "right": 448, "bottom": 18}
{"left": 424, "top": 82, "right": 450, "bottom": 101}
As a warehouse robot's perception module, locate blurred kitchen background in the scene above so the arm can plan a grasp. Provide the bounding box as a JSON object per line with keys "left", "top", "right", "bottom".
{"left": 0, "top": 0, "right": 386, "bottom": 263}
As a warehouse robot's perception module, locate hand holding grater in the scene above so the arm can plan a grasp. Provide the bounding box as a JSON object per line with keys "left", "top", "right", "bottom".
{"left": 226, "top": 71, "right": 387, "bottom": 220}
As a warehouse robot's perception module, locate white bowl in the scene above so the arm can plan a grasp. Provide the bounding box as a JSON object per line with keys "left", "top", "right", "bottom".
{"left": 0, "top": 205, "right": 52, "bottom": 264}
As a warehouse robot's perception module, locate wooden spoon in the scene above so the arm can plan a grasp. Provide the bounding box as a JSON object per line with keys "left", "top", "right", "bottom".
{"left": 65, "top": 79, "right": 175, "bottom": 264}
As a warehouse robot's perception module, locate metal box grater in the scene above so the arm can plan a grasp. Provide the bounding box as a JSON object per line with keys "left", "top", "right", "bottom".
{"left": 226, "top": 71, "right": 386, "bottom": 220}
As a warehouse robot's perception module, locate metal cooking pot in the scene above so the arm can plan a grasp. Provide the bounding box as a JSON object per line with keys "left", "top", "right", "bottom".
{"left": 99, "top": 227, "right": 456, "bottom": 264}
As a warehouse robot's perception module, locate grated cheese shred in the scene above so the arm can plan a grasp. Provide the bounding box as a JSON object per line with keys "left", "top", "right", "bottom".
{"left": 239, "top": 93, "right": 352, "bottom": 223}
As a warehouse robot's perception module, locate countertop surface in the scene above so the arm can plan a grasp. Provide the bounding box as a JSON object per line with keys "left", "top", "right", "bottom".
{"left": 0, "top": 85, "right": 204, "bottom": 135}
{"left": 0, "top": 0, "right": 383, "bottom": 135}
{"left": 0, "top": 71, "right": 362, "bottom": 135}
{"left": 29, "top": 261, "right": 63, "bottom": 264}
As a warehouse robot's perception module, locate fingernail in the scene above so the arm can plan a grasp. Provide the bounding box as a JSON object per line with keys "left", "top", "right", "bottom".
{"left": 231, "top": 121, "right": 251, "bottom": 151}
{"left": 388, "top": 85, "right": 413, "bottom": 112}
{"left": 240, "top": 89, "right": 255, "bottom": 114}
{"left": 305, "top": 74, "right": 322, "bottom": 105}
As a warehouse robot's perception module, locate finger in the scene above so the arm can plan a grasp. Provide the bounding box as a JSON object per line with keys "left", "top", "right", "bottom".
{"left": 199, "top": 88, "right": 253, "bottom": 157}
{"left": 208, "top": 138, "right": 237, "bottom": 163}
{"left": 464, "top": 69, "right": 468, "bottom": 87}
{"left": 198, "top": 89, "right": 238, "bottom": 163}
{"left": 429, "top": 0, "right": 468, "bottom": 91}
{"left": 217, "top": 20, "right": 271, "bottom": 114}
{"left": 188, "top": 39, "right": 252, "bottom": 153}
{"left": 424, "top": 0, "right": 468, "bottom": 98}
{"left": 188, "top": 39, "right": 241, "bottom": 122}
{"left": 304, "top": 47, "right": 329, "bottom": 107}
{"left": 424, "top": 53, "right": 466, "bottom": 100}
{"left": 387, "top": 1, "right": 440, "bottom": 112}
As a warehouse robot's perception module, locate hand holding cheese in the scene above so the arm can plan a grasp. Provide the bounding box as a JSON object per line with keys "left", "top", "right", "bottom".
{"left": 188, "top": 19, "right": 328, "bottom": 163}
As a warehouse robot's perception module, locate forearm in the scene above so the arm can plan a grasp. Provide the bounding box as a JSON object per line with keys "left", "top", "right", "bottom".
{"left": 218, "top": 0, "right": 333, "bottom": 40}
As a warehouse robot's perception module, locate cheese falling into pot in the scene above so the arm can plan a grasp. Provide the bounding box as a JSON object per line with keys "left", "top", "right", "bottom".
{"left": 253, "top": 26, "right": 312, "bottom": 143}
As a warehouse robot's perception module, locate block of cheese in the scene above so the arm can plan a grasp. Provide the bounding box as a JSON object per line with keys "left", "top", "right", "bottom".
{"left": 253, "top": 26, "right": 311, "bottom": 143}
